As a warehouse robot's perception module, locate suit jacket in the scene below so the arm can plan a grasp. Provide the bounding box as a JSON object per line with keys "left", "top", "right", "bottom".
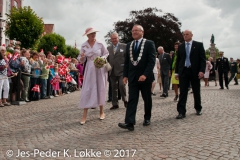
{"left": 107, "top": 43, "right": 127, "bottom": 76}
{"left": 158, "top": 52, "right": 171, "bottom": 75}
{"left": 123, "top": 39, "right": 156, "bottom": 83}
{"left": 175, "top": 41, "right": 206, "bottom": 78}
{"left": 215, "top": 57, "right": 230, "bottom": 72}
{"left": 229, "top": 61, "right": 238, "bottom": 73}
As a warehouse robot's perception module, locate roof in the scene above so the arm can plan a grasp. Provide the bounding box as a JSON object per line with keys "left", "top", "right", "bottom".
{"left": 43, "top": 24, "right": 54, "bottom": 35}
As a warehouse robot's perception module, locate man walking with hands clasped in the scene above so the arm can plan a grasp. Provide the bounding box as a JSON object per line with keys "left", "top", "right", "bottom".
{"left": 107, "top": 32, "right": 128, "bottom": 110}
{"left": 118, "top": 25, "right": 156, "bottom": 131}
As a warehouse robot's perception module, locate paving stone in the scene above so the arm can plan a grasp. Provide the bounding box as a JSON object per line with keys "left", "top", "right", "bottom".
{"left": 0, "top": 81, "right": 239, "bottom": 159}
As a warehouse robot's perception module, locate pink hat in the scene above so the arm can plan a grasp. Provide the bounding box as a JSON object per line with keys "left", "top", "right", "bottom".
{"left": 82, "top": 27, "right": 99, "bottom": 36}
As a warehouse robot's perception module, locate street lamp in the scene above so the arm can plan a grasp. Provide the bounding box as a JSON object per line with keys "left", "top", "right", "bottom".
{"left": 0, "top": 12, "right": 6, "bottom": 46}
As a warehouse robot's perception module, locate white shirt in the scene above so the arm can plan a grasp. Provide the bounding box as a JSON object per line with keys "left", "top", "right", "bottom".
{"left": 185, "top": 40, "right": 193, "bottom": 66}
{"left": 113, "top": 43, "right": 119, "bottom": 54}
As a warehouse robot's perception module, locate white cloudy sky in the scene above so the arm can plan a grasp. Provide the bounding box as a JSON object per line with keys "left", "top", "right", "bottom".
{"left": 23, "top": 0, "right": 240, "bottom": 59}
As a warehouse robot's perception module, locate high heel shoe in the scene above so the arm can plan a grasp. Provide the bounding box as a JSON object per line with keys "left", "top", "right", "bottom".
{"left": 174, "top": 95, "right": 178, "bottom": 101}
{"left": 99, "top": 114, "right": 105, "bottom": 120}
{"left": 80, "top": 121, "right": 86, "bottom": 125}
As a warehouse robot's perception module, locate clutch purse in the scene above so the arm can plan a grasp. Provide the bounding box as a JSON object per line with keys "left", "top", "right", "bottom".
{"left": 105, "top": 60, "right": 112, "bottom": 71}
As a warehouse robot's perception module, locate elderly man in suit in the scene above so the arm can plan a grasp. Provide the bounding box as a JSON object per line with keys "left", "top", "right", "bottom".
{"left": 215, "top": 52, "right": 230, "bottom": 89}
{"left": 158, "top": 46, "right": 171, "bottom": 98}
{"left": 107, "top": 32, "right": 128, "bottom": 109}
{"left": 175, "top": 29, "right": 206, "bottom": 119}
{"left": 118, "top": 25, "right": 156, "bottom": 131}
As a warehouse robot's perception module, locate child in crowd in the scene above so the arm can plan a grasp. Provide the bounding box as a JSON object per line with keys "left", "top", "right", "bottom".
{"left": 52, "top": 65, "right": 60, "bottom": 97}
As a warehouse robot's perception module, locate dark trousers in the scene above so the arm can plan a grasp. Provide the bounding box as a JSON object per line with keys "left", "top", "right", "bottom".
{"left": 161, "top": 72, "right": 169, "bottom": 94}
{"left": 228, "top": 72, "right": 238, "bottom": 84}
{"left": 110, "top": 75, "right": 127, "bottom": 106}
{"left": 108, "top": 78, "right": 121, "bottom": 101}
{"left": 218, "top": 70, "right": 228, "bottom": 88}
{"left": 125, "top": 81, "right": 152, "bottom": 125}
{"left": 177, "top": 68, "right": 202, "bottom": 114}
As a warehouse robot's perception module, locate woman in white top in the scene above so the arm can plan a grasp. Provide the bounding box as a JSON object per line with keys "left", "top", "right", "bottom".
{"left": 151, "top": 55, "right": 160, "bottom": 95}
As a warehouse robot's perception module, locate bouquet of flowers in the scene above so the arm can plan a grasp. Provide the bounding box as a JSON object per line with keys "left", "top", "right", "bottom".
{"left": 94, "top": 56, "right": 106, "bottom": 68}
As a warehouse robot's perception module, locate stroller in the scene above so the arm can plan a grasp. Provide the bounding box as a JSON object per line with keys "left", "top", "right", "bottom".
{"left": 66, "top": 73, "right": 78, "bottom": 92}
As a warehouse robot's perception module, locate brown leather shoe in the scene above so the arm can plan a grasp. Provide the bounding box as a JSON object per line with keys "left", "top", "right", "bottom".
{"left": 110, "top": 105, "right": 119, "bottom": 110}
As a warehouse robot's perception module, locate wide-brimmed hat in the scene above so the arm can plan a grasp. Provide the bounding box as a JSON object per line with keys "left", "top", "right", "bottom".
{"left": 82, "top": 27, "right": 99, "bottom": 36}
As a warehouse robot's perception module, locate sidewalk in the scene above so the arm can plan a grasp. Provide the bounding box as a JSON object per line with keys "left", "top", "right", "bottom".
{"left": 0, "top": 81, "right": 239, "bottom": 159}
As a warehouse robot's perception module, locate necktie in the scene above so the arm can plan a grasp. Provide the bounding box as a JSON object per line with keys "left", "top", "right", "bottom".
{"left": 186, "top": 42, "right": 191, "bottom": 67}
{"left": 134, "top": 40, "right": 138, "bottom": 53}
{"left": 113, "top": 45, "right": 117, "bottom": 54}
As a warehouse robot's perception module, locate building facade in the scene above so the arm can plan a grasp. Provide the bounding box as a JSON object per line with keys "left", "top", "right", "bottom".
{"left": 0, "top": 0, "right": 22, "bottom": 46}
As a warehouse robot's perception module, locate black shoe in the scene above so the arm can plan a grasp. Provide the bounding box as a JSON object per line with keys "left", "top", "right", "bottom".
{"left": 226, "top": 86, "right": 229, "bottom": 89}
{"left": 143, "top": 120, "right": 151, "bottom": 126}
{"left": 196, "top": 110, "right": 202, "bottom": 115}
{"left": 118, "top": 123, "right": 134, "bottom": 131}
{"left": 110, "top": 105, "right": 119, "bottom": 110}
{"left": 176, "top": 114, "right": 186, "bottom": 119}
{"left": 219, "top": 87, "right": 224, "bottom": 89}
{"left": 234, "top": 83, "right": 239, "bottom": 85}
{"left": 160, "top": 93, "right": 168, "bottom": 98}
{"left": 151, "top": 93, "right": 156, "bottom": 96}
{"left": 174, "top": 95, "right": 178, "bottom": 101}
{"left": 107, "top": 99, "right": 112, "bottom": 102}
{"left": 124, "top": 101, "right": 128, "bottom": 108}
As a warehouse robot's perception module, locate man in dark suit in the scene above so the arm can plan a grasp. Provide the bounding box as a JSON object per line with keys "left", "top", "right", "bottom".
{"left": 107, "top": 32, "right": 128, "bottom": 109}
{"left": 215, "top": 52, "right": 230, "bottom": 89}
{"left": 228, "top": 57, "right": 239, "bottom": 85}
{"left": 175, "top": 29, "right": 206, "bottom": 119}
{"left": 158, "top": 46, "right": 171, "bottom": 97}
{"left": 118, "top": 25, "right": 156, "bottom": 131}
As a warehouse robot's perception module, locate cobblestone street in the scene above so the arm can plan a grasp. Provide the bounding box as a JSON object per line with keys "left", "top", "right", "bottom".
{"left": 0, "top": 81, "right": 240, "bottom": 160}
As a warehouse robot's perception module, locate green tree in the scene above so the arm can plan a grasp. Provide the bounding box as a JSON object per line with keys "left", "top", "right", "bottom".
{"left": 5, "top": 6, "right": 44, "bottom": 49}
{"left": 105, "top": 8, "right": 184, "bottom": 52}
{"left": 38, "top": 33, "right": 67, "bottom": 55}
{"left": 65, "top": 45, "right": 80, "bottom": 58}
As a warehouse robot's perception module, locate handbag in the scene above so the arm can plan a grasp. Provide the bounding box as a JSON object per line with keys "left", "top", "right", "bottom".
{"left": 105, "top": 59, "right": 112, "bottom": 71}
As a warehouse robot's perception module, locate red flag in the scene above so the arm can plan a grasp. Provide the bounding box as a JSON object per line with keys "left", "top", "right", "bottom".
{"left": 50, "top": 77, "right": 59, "bottom": 85}
{"left": 58, "top": 67, "right": 66, "bottom": 75}
{"left": 57, "top": 56, "right": 65, "bottom": 63}
{"left": 65, "top": 74, "right": 72, "bottom": 82}
{"left": 31, "top": 85, "right": 40, "bottom": 92}
{"left": 62, "top": 61, "right": 69, "bottom": 69}
{"left": 12, "top": 52, "right": 20, "bottom": 61}
{"left": 45, "top": 65, "right": 54, "bottom": 69}
{"left": 7, "top": 53, "right": 12, "bottom": 59}
{"left": 53, "top": 46, "right": 57, "bottom": 50}
{"left": 2, "top": 44, "right": 5, "bottom": 46}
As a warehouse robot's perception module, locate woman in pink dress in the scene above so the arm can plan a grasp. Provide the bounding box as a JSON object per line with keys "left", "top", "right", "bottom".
{"left": 78, "top": 27, "right": 109, "bottom": 125}
{"left": 204, "top": 60, "right": 213, "bottom": 87}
